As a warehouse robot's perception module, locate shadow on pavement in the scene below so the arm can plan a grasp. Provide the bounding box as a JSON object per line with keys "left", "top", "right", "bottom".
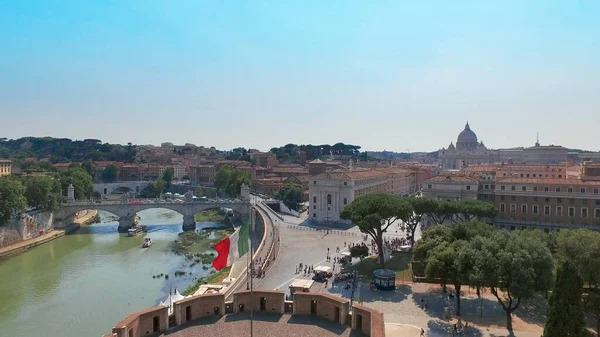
{"left": 427, "top": 319, "right": 484, "bottom": 337}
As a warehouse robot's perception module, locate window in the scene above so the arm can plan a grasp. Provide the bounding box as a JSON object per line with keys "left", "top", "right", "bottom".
{"left": 569, "top": 207, "right": 575, "bottom": 217}
{"left": 313, "top": 213, "right": 316, "bottom": 218}
{"left": 559, "top": 175, "right": 562, "bottom": 178}
{"left": 544, "top": 206, "right": 551, "bottom": 215}
{"left": 500, "top": 195, "right": 505, "bottom": 201}
{"left": 521, "top": 204, "right": 527, "bottom": 214}
{"left": 343, "top": 198, "right": 347, "bottom": 205}
{"left": 326, "top": 194, "right": 332, "bottom": 205}
{"left": 491, "top": 185, "right": 495, "bottom": 189}
{"left": 594, "top": 188, "right": 599, "bottom": 194}
{"left": 581, "top": 188, "right": 586, "bottom": 193}
{"left": 313, "top": 205, "right": 316, "bottom": 209}
{"left": 596, "top": 208, "right": 600, "bottom": 219}
{"left": 556, "top": 206, "right": 563, "bottom": 216}
{"left": 533, "top": 205, "right": 539, "bottom": 215}
{"left": 568, "top": 187, "right": 573, "bottom": 193}
{"left": 313, "top": 196, "right": 317, "bottom": 203}
{"left": 511, "top": 186, "right": 516, "bottom": 191}
{"left": 526, "top": 174, "right": 530, "bottom": 178}
{"left": 533, "top": 174, "right": 536, "bottom": 177}
{"left": 544, "top": 187, "right": 549, "bottom": 192}
{"left": 582, "top": 208, "right": 588, "bottom": 218}
{"left": 522, "top": 186, "right": 526, "bottom": 191}
{"left": 485, "top": 184, "right": 489, "bottom": 189}
{"left": 555, "top": 187, "right": 561, "bottom": 192}
{"left": 501, "top": 186, "right": 506, "bottom": 190}
{"left": 520, "top": 174, "right": 524, "bottom": 177}
{"left": 344, "top": 182, "right": 347, "bottom": 186}
{"left": 533, "top": 186, "right": 538, "bottom": 191}
{"left": 313, "top": 181, "right": 316, "bottom": 185}
{"left": 466, "top": 185, "right": 471, "bottom": 190}
{"left": 500, "top": 203, "right": 506, "bottom": 212}
{"left": 427, "top": 184, "right": 432, "bottom": 189}
{"left": 510, "top": 204, "right": 516, "bottom": 213}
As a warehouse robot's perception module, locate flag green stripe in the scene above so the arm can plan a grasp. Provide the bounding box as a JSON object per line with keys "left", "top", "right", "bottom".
{"left": 237, "top": 219, "right": 250, "bottom": 257}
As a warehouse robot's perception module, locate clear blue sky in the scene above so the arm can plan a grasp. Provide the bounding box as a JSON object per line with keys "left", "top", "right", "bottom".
{"left": 1, "top": 1, "right": 599, "bottom": 152}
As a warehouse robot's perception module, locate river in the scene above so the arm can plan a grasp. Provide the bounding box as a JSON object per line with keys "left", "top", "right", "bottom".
{"left": 0, "top": 209, "right": 227, "bottom": 337}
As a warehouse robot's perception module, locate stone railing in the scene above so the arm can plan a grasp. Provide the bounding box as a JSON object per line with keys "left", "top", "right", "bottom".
{"left": 106, "top": 291, "right": 384, "bottom": 337}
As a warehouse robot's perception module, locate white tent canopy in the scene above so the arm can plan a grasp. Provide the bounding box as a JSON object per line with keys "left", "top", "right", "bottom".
{"left": 159, "top": 289, "right": 185, "bottom": 315}
{"left": 314, "top": 265, "right": 332, "bottom": 273}
{"left": 341, "top": 251, "right": 351, "bottom": 257}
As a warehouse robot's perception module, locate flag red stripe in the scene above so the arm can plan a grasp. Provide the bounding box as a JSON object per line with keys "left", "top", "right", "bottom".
{"left": 212, "top": 237, "right": 231, "bottom": 271}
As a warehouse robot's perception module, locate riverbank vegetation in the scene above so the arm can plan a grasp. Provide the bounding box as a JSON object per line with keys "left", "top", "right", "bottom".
{"left": 194, "top": 209, "right": 226, "bottom": 223}
{"left": 182, "top": 266, "right": 231, "bottom": 296}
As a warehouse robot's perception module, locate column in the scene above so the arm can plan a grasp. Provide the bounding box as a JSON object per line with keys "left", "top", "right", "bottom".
{"left": 182, "top": 214, "right": 196, "bottom": 231}
{"left": 118, "top": 216, "right": 133, "bottom": 232}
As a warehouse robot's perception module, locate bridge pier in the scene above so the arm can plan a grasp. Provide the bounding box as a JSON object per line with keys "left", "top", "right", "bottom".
{"left": 182, "top": 214, "right": 196, "bottom": 231}
{"left": 118, "top": 216, "right": 134, "bottom": 232}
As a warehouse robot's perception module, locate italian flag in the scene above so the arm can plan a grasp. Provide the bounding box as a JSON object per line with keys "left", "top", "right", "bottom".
{"left": 212, "top": 220, "right": 250, "bottom": 271}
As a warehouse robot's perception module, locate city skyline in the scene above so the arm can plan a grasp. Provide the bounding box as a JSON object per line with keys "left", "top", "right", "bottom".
{"left": 1, "top": 1, "right": 599, "bottom": 152}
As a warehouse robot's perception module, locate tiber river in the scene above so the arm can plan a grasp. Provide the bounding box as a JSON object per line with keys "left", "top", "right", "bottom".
{"left": 0, "top": 209, "right": 227, "bottom": 337}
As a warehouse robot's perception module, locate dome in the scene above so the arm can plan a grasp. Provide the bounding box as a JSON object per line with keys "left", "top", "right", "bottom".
{"left": 456, "top": 122, "right": 478, "bottom": 150}
{"left": 448, "top": 142, "right": 455, "bottom": 150}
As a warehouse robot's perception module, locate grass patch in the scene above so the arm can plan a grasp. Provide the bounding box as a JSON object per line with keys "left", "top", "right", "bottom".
{"left": 194, "top": 209, "right": 226, "bottom": 223}
{"left": 182, "top": 266, "right": 231, "bottom": 296}
{"left": 344, "top": 251, "right": 413, "bottom": 283}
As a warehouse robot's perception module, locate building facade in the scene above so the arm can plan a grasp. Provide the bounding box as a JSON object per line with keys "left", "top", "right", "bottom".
{"left": 421, "top": 175, "right": 479, "bottom": 201}
{"left": 189, "top": 165, "right": 217, "bottom": 185}
{"left": 308, "top": 168, "right": 418, "bottom": 224}
{"left": 0, "top": 159, "right": 11, "bottom": 176}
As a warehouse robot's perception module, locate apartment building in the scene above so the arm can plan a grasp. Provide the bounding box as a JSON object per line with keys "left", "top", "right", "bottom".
{"left": 0, "top": 159, "right": 12, "bottom": 176}
{"left": 494, "top": 178, "right": 600, "bottom": 230}
{"left": 189, "top": 165, "right": 217, "bottom": 185}
{"left": 421, "top": 175, "right": 479, "bottom": 201}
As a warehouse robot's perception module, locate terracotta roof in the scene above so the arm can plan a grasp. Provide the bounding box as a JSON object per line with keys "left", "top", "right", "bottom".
{"left": 309, "top": 159, "right": 325, "bottom": 164}
{"left": 376, "top": 168, "right": 414, "bottom": 175}
{"left": 53, "top": 162, "right": 74, "bottom": 167}
{"left": 424, "top": 175, "right": 478, "bottom": 183}
{"left": 314, "top": 169, "right": 388, "bottom": 181}
{"left": 496, "top": 178, "right": 600, "bottom": 186}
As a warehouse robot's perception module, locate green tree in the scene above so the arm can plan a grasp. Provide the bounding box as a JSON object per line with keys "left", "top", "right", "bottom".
{"left": 476, "top": 231, "right": 554, "bottom": 332}
{"left": 543, "top": 261, "right": 586, "bottom": 337}
{"left": 402, "top": 197, "right": 438, "bottom": 246}
{"left": 426, "top": 199, "right": 457, "bottom": 225}
{"left": 59, "top": 167, "right": 94, "bottom": 200}
{"left": 101, "top": 164, "right": 120, "bottom": 183}
{"left": 349, "top": 244, "right": 369, "bottom": 261}
{"left": 556, "top": 229, "right": 600, "bottom": 334}
{"left": 451, "top": 199, "right": 498, "bottom": 223}
{"left": 194, "top": 187, "right": 204, "bottom": 197}
{"left": 23, "top": 176, "right": 62, "bottom": 212}
{"left": 340, "top": 194, "right": 412, "bottom": 269}
{"left": 81, "top": 160, "right": 98, "bottom": 181}
{"left": 275, "top": 183, "right": 304, "bottom": 211}
{"left": 162, "top": 167, "right": 175, "bottom": 187}
{"left": 214, "top": 165, "right": 251, "bottom": 197}
{"left": 0, "top": 177, "right": 27, "bottom": 225}
{"left": 148, "top": 179, "right": 166, "bottom": 197}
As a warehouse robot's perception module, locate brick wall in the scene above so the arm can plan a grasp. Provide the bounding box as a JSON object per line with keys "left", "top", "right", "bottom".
{"left": 173, "top": 293, "right": 225, "bottom": 325}
{"left": 233, "top": 290, "right": 285, "bottom": 314}
{"left": 351, "top": 304, "right": 385, "bottom": 337}
{"left": 112, "top": 306, "right": 168, "bottom": 337}
{"left": 293, "top": 293, "right": 350, "bottom": 326}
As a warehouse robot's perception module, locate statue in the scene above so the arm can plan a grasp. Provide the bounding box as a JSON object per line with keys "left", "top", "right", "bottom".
{"left": 184, "top": 190, "right": 193, "bottom": 202}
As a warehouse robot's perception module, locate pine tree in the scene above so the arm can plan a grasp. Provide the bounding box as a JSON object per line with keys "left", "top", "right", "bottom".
{"left": 543, "top": 261, "right": 586, "bottom": 337}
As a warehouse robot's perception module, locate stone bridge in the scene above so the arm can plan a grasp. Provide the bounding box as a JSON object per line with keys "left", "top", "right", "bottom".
{"left": 56, "top": 199, "right": 250, "bottom": 232}
{"left": 94, "top": 181, "right": 151, "bottom": 197}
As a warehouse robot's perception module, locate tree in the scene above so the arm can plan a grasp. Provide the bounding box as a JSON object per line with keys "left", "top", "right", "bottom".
{"left": 162, "top": 167, "right": 175, "bottom": 187}
{"left": 543, "top": 261, "right": 585, "bottom": 337}
{"left": 214, "top": 165, "right": 251, "bottom": 197}
{"left": 402, "top": 197, "right": 437, "bottom": 246}
{"left": 426, "top": 199, "right": 456, "bottom": 225}
{"left": 0, "top": 177, "right": 27, "bottom": 225}
{"left": 101, "top": 164, "right": 119, "bottom": 183}
{"left": 194, "top": 187, "right": 204, "bottom": 197}
{"left": 81, "top": 160, "right": 98, "bottom": 181}
{"left": 556, "top": 229, "right": 600, "bottom": 334}
{"left": 148, "top": 179, "right": 166, "bottom": 197}
{"left": 59, "top": 167, "right": 94, "bottom": 200}
{"left": 23, "top": 176, "right": 62, "bottom": 212}
{"left": 451, "top": 199, "right": 498, "bottom": 223}
{"left": 276, "top": 183, "right": 304, "bottom": 211}
{"left": 340, "top": 194, "right": 412, "bottom": 269}
{"left": 476, "top": 231, "right": 554, "bottom": 332}
{"left": 350, "top": 244, "right": 369, "bottom": 260}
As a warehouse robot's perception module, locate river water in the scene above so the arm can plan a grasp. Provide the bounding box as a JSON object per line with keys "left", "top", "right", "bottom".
{"left": 0, "top": 209, "right": 226, "bottom": 337}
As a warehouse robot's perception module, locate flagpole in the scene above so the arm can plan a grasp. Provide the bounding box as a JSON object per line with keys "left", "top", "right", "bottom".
{"left": 249, "top": 207, "right": 254, "bottom": 337}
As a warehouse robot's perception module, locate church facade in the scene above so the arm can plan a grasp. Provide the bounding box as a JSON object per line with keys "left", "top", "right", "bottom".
{"left": 438, "top": 123, "right": 569, "bottom": 169}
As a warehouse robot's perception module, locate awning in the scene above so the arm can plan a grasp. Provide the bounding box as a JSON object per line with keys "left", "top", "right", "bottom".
{"left": 314, "top": 266, "right": 332, "bottom": 273}
{"left": 341, "top": 251, "right": 351, "bottom": 257}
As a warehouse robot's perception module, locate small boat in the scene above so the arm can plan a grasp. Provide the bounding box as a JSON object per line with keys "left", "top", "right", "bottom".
{"left": 142, "top": 237, "right": 152, "bottom": 248}
{"left": 127, "top": 225, "right": 148, "bottom": 237}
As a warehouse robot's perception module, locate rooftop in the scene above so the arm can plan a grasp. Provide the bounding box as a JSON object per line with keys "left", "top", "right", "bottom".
{"left": 424, "top": 175, "right": 478, "bottom": 183}
{"left": 496, "top": 178, "right": 600, "bottom": 186}
{"left": 160, "top": 313, "right": 364, "bottom": 337}
{"left": 314, "top": 169, "right": 388, "bottom": 181}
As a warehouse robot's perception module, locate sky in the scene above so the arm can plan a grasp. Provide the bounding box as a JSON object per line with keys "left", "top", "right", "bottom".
{"left": 1, "top": 1, "right": 599, "bottom": 152}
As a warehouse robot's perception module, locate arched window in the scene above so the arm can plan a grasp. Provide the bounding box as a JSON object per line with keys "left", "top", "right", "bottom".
{"left": 327, "top": 194, "right": 332, "bottom": 205}
{"left": 103, "top": 188, "right": 108, "bottom": 195}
